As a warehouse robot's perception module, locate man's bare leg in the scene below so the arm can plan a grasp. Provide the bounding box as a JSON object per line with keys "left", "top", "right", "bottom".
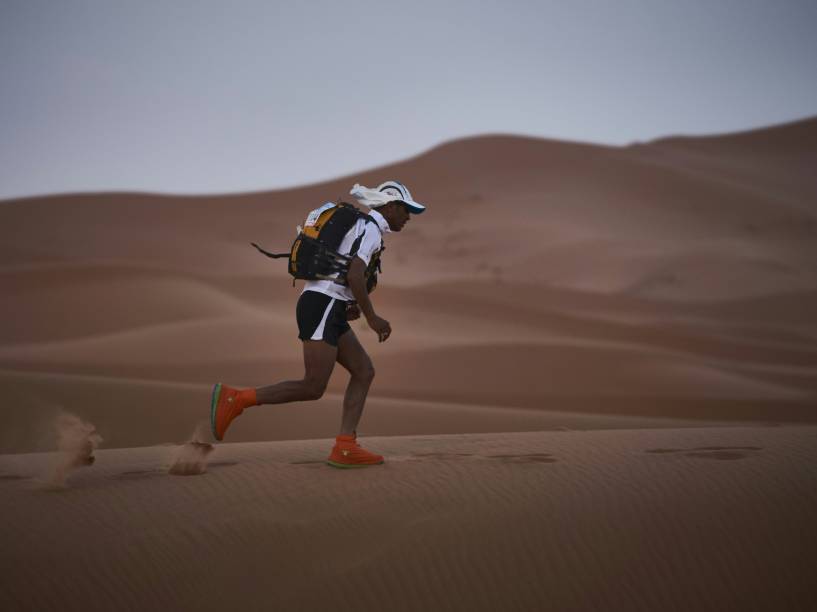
{"left": 255, "top": 340, "right": 337, "bottom": 404}
{"left": 335, "top": 330, "right": 375, "bottom": 435}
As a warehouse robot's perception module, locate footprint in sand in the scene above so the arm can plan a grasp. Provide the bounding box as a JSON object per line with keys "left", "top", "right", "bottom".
{"left": 289, "top": 460, "right": 325, "bottom": 467}
{"left": 208, "top": 461, "right": 239, "bottom": 469}
{"left": 409, "top": 452, "right": 475, "bottom": 461}
{"left": 116, "top": 469, "right": 166, "bottom": 480}
{"left": 115, "top": 460, "right": 239, "bottom": 480}
{"left": 406, "top": 451, "right": 557, "bottom": 464}
{"left": 645, "top": 446, "right": 763, "bottom": 461}
{"left": 485, "top": 453, "right": 557, "bottom": 464}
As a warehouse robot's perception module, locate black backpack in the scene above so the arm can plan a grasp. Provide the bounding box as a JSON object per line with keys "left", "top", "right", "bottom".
{"left": 252, "top": 202, "right": 384, "bottom": 292}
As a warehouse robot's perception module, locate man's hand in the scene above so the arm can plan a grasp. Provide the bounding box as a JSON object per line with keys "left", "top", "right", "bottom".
{"left": 367, "top": 314, "right": 392, "bottom": 342}
{"left": 346, "top": 303, "right": 361, "bottom": 321}
{"left": 347, "top": 257, "right": 389, "bottom": 340}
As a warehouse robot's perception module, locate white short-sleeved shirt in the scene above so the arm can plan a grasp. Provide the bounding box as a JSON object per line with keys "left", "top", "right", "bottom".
{"left": 302, "top": 207, "right": 389, "bottom": 302}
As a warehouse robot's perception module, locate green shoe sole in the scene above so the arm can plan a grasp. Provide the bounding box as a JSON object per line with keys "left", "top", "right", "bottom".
{"left": 210, "top": 383, "right": 222, "bottom": 441}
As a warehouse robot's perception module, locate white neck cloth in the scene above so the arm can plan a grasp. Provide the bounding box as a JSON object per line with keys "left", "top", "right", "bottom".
{"left": 350, "top": 183, "right": 397, "bottom": 209}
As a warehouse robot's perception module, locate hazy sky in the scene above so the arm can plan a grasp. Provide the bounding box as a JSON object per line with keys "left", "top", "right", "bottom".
{"left": 2, "top": 0, "right": 816, "bottom": 200}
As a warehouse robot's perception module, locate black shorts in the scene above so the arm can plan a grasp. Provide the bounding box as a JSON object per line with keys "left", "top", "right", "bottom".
{"left": 296, "top": 291, "right": 351, "bottom": 346}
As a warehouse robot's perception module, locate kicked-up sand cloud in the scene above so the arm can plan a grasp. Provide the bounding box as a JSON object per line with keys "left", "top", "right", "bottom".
{"left": 48, "top": 412, "right": 102, "bottom": 487}
{"left": 169, "top": 421, "right": 215, "bottom": 476}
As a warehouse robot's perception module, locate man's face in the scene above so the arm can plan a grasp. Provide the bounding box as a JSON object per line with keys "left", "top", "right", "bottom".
{"left": 383, "top": 202, "right": 411, "bottom": 231}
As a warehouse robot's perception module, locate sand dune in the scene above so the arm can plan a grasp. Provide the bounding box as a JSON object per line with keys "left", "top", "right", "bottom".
{"left": 3, "top": 119, "right": 816, "bottom": 296}
{"left": 1, "top": 131, "right": 815, "bottom": 423}
{"left": 2, "top": 272, "right": 814, "bottom": 449}
{"left": 2, "top": 119, "right": 817, "bottom": 610}
{"left": 2, "top": 427, "right": 816, "bottom": 611}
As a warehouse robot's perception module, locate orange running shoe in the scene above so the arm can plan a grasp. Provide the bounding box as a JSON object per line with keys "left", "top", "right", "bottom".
{"left": 327, "top": 434, "right": 384, "bottom": 468}
{"left": 210, "top": 383, "right": 255, "bottom": 441}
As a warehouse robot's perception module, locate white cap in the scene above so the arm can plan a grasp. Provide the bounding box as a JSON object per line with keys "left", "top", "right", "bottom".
{"left": 350, "top": 180, "right": 426, "bottom": 214}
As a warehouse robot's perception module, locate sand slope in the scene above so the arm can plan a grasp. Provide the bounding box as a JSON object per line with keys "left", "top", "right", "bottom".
{"left": 2, "top": 427, "right": 816, "bottom": 611}
{"left": 1, "top": 118, "right": 816, "bottom": 453}
{"left": 0, "top": 369, "right": 734, "bottom": 455}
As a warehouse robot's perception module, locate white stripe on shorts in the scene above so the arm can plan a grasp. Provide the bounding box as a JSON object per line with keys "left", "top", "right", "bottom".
{"left": 310, "top": 298, "right": 336, "bottom": 341}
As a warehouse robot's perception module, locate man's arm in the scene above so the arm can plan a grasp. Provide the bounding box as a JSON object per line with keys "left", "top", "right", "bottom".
{"left": 347, "top": 257, "right": 391, "bottom": 342}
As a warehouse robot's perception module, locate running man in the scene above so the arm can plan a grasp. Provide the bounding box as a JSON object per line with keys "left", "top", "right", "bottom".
{"left": 210, "top": 180, "right": 426, "bottom": 468}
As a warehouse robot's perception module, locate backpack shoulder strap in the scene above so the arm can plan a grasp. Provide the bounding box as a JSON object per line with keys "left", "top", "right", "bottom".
{"left": 349, "top": 213, "right": 380, "bottom": 258}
